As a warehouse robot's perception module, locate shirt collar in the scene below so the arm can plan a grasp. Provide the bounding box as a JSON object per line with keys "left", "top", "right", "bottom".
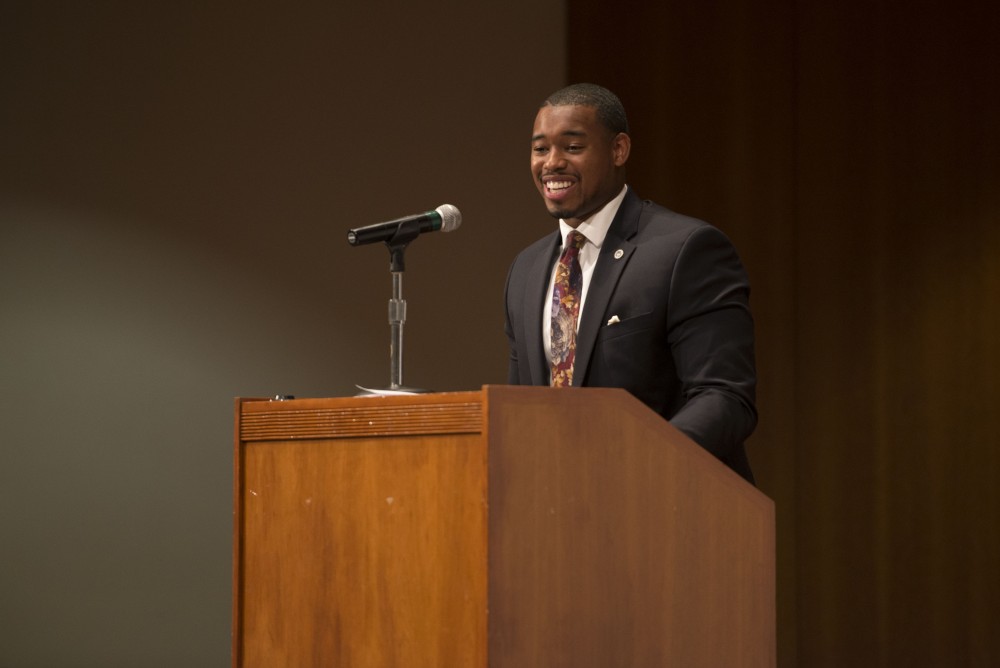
{"left": 558, "top": 185, "right": 629, "bottom": 249}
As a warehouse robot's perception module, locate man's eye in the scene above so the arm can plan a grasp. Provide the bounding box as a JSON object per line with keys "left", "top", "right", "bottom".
{"left": 567, "top": 145, "right": 584, "bottom": 152}
{"left": 532, "top": 146, "right": 549, "bottom": 154}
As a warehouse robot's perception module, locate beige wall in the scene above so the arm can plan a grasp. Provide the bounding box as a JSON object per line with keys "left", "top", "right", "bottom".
{"left": 0, "top": 3, "right": 565, "bottom": 664}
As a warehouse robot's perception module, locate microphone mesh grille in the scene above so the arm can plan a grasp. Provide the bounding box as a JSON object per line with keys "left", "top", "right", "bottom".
{"left": 435, "top": 204, "right": 462, "bottom": 232}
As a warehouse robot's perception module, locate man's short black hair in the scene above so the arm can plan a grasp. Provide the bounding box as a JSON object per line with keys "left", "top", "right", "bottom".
{"left": 543, "top": 83, "right": 630, "bottom": 136}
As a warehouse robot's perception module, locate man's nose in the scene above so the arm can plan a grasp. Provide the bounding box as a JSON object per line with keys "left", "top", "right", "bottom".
{"left": 544, "top": 149, "right": 566, "bottom": 170}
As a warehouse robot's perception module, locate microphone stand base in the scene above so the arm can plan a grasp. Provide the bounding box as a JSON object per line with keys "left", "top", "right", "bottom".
{"left": 354, "top": 384, "right": 433, "bottom": 397}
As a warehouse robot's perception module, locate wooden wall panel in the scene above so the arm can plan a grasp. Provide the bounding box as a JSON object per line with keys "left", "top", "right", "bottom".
{"left": 568, "top": 0, "right": 1000, "bottom": 664}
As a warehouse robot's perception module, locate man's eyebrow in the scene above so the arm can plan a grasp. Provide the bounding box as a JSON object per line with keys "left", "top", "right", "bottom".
{"left": 531, "top": 130, "right": 588, "bottom": 141}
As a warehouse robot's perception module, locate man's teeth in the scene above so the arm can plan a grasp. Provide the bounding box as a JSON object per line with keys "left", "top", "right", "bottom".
{"left": 547, "top": 181, "right": 573, "bottom": 191}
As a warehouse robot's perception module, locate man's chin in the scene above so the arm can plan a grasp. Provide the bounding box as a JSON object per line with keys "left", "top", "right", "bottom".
{"left": 545, "top": 203, "right": 576, "bottom": 220}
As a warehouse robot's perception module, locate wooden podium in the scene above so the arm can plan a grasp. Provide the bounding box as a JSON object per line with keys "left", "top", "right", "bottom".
{"left": 232, "top": 385, "right": 775, "bottom": 667}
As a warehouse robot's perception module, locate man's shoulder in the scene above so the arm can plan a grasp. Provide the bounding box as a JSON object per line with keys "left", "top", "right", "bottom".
{"left": 505, "top": 229, "right": 558, "bottom": 291}
{"left": 627, "top": 195, "right": 716, "bottom": 240}
{"left": 512, "top": 228, "right": 559, "bottom": 262}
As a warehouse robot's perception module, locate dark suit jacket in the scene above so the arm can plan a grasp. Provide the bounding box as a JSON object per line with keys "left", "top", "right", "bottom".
{"left": 504, "top": 188, "right": 757, "bottom": 482}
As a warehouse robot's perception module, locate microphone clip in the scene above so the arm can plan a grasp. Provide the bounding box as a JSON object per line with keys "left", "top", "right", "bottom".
{"left": 385, "top": 219, "right": 424, "bottom": 272}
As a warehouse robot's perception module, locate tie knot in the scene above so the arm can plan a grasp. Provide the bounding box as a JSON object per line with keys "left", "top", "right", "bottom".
{"left": 567, "top": 230, "right": 587, "bottom": 250}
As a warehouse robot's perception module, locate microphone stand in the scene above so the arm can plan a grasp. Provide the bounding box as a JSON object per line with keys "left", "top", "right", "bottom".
{"left": 356, "top": 219, "right": 430, "bottom": 395}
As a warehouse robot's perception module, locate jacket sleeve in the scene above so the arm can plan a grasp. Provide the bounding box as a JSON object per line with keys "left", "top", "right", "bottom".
{"left": 665, "top": 224, "right": 758, "bottom": 461}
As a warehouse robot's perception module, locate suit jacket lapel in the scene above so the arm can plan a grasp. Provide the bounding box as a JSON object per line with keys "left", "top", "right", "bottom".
{"left": 572, "top": 190, "right": 642, "bottom": 387}
{"left": 525, "top": 232, "right": 561, "bottom": 385}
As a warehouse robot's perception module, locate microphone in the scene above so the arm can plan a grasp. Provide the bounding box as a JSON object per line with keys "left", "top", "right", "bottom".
{"left": 347, "top": 204, "right": 462, "bottom": 246}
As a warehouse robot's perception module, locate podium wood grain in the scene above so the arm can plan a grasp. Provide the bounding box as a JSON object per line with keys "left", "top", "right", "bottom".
{"left": 233, "top": 386, "right": 774, "bottom": 667}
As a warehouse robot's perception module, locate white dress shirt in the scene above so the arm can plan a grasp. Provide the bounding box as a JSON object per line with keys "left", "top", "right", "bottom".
{"left": 542, "top": 185, "right": 629, "bottom": 365}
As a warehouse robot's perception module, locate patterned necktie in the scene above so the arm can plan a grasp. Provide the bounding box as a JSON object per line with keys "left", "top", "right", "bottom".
{"left": 550, "top": 230, "right": 586, "bottom": 387}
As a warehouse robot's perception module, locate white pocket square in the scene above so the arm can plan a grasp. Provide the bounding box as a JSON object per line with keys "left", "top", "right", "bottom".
{"left": 606, "top": 315, "right": 621, "bottom": 326}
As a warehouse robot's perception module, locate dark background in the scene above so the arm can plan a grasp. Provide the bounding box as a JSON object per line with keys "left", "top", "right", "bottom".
{"left": 3, "top": 1, "right": 998, "bottom": 666}
{"left": 568, "top": 0, "right": 999, "bottom": 664}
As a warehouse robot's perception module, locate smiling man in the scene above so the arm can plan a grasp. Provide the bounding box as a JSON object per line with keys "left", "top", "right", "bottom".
{"left": 504, "top": 83, "right": 758, "bottom": 483}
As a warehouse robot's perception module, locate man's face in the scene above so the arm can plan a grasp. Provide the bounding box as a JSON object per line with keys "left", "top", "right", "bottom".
{"left": 530, "top": 104, "right": 630, "bottom": 227}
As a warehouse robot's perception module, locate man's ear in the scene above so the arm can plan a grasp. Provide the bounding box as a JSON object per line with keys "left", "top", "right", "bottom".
{"left": 612, "top": 132, "right": 631, "bottom": 167}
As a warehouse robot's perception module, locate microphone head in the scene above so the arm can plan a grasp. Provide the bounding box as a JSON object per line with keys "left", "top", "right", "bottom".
{"left": 435, "top": 204, "right": 462, "bottom": 232}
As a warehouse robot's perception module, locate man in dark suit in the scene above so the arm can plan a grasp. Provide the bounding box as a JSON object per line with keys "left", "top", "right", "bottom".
{"left": 504, "top": 83, "right": 757, "bottom": 483}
